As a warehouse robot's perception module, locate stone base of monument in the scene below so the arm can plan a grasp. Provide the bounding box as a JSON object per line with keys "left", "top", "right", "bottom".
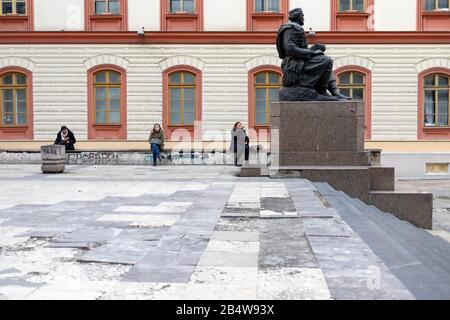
{"left": 41, "top": 145, "right": 65, "bottom": 174}
{"left": 240, "top": 164, "right": 270, "bottom": 177}
{"left": 271, "top": 151, "right": 371, "bottom": 166}
{"left": 240, "top": 101, "right": 433, "bottom": 229}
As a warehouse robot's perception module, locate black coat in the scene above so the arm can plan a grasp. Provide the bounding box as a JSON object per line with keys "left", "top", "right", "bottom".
{"left": 54, "top": 129, "right": 76, "bottom": 151}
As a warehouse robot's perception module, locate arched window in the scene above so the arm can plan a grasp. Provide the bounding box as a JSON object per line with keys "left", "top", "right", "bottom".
{"left": 93, "top": 70, "right": 121, "bottom": 125}
{"left": 1, "top": 72, "right": 27, "bottom": 126}
{"left": 424, "top": 73, "right": 449, "bottom": 127}
{"left": 336, "top": 67, "right": 372, "bottom": 140}
{"left": 337, "top": 71, "right": 365, "bottom": 100}
{"left": 162, "top": 66, "right": 202, "bottom": 139}
{"left": 88, "top": 66, "right": 126, "bottom": 140}
{"left": 168, "top": 71, "right": 196, "bottom": 126}
{"left": 253, "top": 71, "right": 281, "bottom": 126}
{"left": 0, "top": 68, "right": 33, "bottom": 139}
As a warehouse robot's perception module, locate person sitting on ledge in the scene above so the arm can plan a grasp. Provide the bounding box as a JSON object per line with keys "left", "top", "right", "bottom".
{"left": 149, "top": 123, "right": 164, "bottom": 166}
{"left": 54, "top": 125, "right": 76, "bottom": 151}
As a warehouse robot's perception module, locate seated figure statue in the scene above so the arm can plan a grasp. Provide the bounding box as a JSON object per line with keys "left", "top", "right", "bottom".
{"left": 277, "top": 8, "right": 351, "bottom": 101}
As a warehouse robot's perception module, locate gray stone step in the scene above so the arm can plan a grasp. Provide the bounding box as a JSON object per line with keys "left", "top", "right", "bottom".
{"left": 357, "top": 198, "right": 450, "bottom": 269}
{"left": 348, "top": 195, "right": 450, "bottom": 271}
{"left": 329, "top": 191, "right": 450, "bottom": 299}
{"left": 328, "top": 187, "right": 450, "bottom": 260}
{"left": 313, "top": 182, "right": 342, "bottom": 196}
{"left": 325, "top": 194, "right": 422, "bottom": 268}
{"left": 350, "top": 196, "right": 450, "bottom": 259}
{"left": 326, "top": 194, "right": 448, "bottom": 299}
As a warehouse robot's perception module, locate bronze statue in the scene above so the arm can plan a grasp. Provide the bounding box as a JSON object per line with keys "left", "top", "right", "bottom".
{"left": 276, "top": 8, "right": 351, "bottom": 101}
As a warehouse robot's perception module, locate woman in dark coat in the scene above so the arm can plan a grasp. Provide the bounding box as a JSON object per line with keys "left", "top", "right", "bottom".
{"left": 230, "top": 122, "right": 249, "bottom": 167}
{"left": 54, "top": 126, "right": 76, "bottom": 151}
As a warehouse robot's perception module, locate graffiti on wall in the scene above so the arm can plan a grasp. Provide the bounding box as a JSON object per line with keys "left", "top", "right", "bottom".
{"left": 66, "top": 152, "right": 119, "bottom": 165}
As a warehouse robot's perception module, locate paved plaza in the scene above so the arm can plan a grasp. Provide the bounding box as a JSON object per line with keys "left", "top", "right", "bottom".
{"left": 0, "top": 165, "right": 450, "bottom": 300}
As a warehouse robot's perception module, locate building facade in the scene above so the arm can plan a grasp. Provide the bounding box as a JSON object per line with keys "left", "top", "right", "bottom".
{"left": 0, "top": 0, "right": 450, "bottom": 177}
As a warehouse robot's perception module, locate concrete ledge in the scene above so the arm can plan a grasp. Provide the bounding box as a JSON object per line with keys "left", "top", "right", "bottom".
{"left": 369, "top": 191, "right": 433, "bottom": 230}
{"left": 0, "top": 150, "right": 270, "bottom": 166}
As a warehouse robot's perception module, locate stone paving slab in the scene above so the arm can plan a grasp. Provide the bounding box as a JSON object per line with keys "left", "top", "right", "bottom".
{"left": 302, "top": 218, "right": 354, "bottom": 237}
{"left": 197, "top": 251, "right": 259, "bottom": 268}
{"left": 46, "top": 242, "right": 92, "bottom": 250}
{"left": 122, "top": 265, "right": 196, "bottom": 283}
{"left": 77, "top": 240, "right": 158, "bottom": 265}
{"left": 210, "top": 231, "right": 259, "bottom": 242}
{"left": 205, "top": 240, "right": 260, "bottom": 254}
{"left": 57, "top": 227, "right": 123, "bottom": 244}
{"left": 258, "top": 267, "right": 331, "bottom": 300}
{"left": 114, "top": 202, "right": 193, "bottom": 213}
{"left": 138, "top": 251, "right": 202, "bottom": 267}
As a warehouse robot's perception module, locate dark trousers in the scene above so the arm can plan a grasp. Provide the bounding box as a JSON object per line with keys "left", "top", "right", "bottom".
{"left": 56, "top": 141, "right": 75, "bottom": 151}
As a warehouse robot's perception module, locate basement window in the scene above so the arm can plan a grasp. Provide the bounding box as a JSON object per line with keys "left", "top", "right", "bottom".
{"left": 426, "top": 163, "right": 449, "bottom": 174}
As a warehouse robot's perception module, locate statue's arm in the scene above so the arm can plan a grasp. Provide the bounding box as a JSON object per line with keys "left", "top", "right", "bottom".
{"left": 282, "top": 29, "right": 313, "bottom": 60}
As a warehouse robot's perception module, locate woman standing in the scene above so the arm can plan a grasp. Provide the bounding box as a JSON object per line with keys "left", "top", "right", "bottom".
{"left": 54, "top": 126, "right": 76, "bottom": 151}
{"left": 230, "top": 122, "right": 249, "bottom": 167}
{"left": 149, "top": 124, "right": 165, "bottom": 166}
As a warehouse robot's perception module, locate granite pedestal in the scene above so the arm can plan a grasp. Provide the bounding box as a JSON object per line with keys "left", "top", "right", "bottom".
{"left": 240, "top": 100, "right": 433, "bottom": 229}
{"left": 270, "top": 101, "right": 369, "bottom": 167}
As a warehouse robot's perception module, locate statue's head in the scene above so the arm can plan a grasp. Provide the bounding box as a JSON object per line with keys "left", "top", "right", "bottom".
{"left": 289, "top": 8, "right": 304, "bottom": 25}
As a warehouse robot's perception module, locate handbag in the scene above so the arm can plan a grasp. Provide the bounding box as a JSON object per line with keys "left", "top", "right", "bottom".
{"left": 149, "top": 138, "right": 162, "bottom": 145}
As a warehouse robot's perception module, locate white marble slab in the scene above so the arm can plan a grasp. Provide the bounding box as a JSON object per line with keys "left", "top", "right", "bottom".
{"left": 114, "top": 202, "right": 193, "bottom": 213}
{"left": 130, "top": 215, "right": 181, "bottom": 228}
{"left": 258, "top": 268, "right": 331, "bottom": 300}
{"left": 96, "top": 215, "right": 143, "bottom": 222}
{"left": 205, "top": 240, "right": 260, "bottom": 254}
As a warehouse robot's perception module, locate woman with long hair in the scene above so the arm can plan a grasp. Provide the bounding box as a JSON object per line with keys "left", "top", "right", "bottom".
{"left": 148, "top": 123, "right": 164, "bottom": 166}
{"left": 230, "top": 122, "right": 249, "bottom": 166}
